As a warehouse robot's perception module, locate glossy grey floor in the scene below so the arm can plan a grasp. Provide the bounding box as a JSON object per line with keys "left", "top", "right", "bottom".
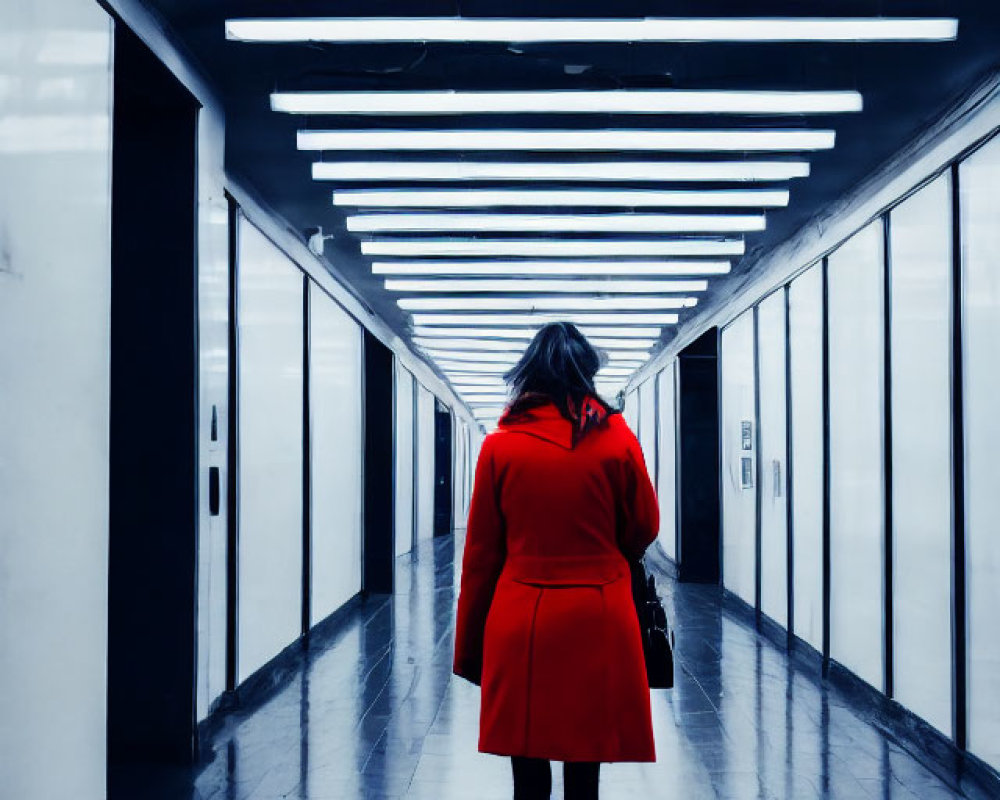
{"left": 112, "top": 533, "right": 976, "bottom": 799}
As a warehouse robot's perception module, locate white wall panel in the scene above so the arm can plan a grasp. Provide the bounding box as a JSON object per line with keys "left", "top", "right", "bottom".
{"left": 889, "top": 173, "right": 954, "bottom": 737}
{"left": 394, "top": 362, "right": 416, "bottom": 557}
{"left": 788, "top": 265, "right": 825, "bottom": 654}
{"left": 656, "top": 365, "right": 678, "bottom": 560}
{"left": 237, "top": 220, "right": 304, "bottom": 682}
{"left": 757, "top": 290, "right": 789, "bottom": 628}
{"left": 454, "top": 419, "right": 468, "bottom": 527}
{"left": 416, "top": 384, "right": 436, "bottom": 542}
{"left": 638, "top": 378, "right": 657, "bottom": 479}
{"left": 0, "top": 4, "right": 112, "bottom": 796}
{"left": 309, "top": 283, "right": 363, "bottom": 625}
{"left": 721, "top": 311, "right": 757, "bottom": 606}
{"left": 195, "top": 96, "right": 230, "bottom": 723}
{"left": 961, "top": 134, "right": 1000, "bottom": 770}
{"left": 827, "top": 220, "right": 885, "bottom": 690}
{"left": 623, "top": 390, "right": 639, "bottom": 431}
{"left": 466, "top": 423, "right": 477, "bottom": 517}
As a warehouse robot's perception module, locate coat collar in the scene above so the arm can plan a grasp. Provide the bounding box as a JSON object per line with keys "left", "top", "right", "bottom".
{"left": 497, "top": 395, "right": 609, "bottom": 450}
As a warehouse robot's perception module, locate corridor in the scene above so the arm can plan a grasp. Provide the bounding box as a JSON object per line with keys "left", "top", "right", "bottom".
{"left": 113, "top": 533, "right": 977, "bottom": 800}
{"left": 6, "top": 3, "right": 1000, "bottom": 799}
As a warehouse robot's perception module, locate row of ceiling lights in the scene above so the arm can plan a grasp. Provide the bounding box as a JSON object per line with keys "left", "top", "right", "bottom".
{"left": 227, "top": 15, "right": 957, "bottom": 424}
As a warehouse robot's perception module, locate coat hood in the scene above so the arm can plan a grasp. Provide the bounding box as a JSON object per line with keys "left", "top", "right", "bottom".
{"left": 497, "top": 395, "right": 610, "bottom": 449}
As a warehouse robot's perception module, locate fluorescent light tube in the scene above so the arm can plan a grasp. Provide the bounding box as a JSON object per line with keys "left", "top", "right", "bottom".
{"left": 427, "top": 350, "right": 522, "bottom": 363}
{"left": 428, "top": 349, "right": 651, "bottom": 363}
{"left": 412, "top": 313, "right": 680, "bottom": 325}
{"left": 300, "top": 128, "right": 835, "bottom": 152}
{"left": 439, "top": 362, "right": 511, "bottom": 374}
{"left": 414, "top": 337, "right": 657, "bottom": 350}
{"left": 448, "top": 375, "right": 507, "bottom": 385}
{"left": 315, "top": 161, "right": 809, "bottom": 182}
{"left": 335, "top": 189, "right": 790, "bottom": 208}
{"left": 231, "top": 18, "right": 956, "bottom": 44}
{"left": 472, "top": 407, "right": 506, "bottom": 416}
{"left": 398, "top": 297, "right": 697, "bottom": 311}
{"left": 364, "top": 239, "right": 744, "bottom": 257}
{"left": 274, "top": 90, "right": 862, "bottom": 115}
{"left": 349, "top": 213, "right": 765, "bottom": 233}
{"left": 457, "top": 394, "right": 511, "bottom": 401}
{"left": 412, "top": 326, "right": 663, "bottom": 339}
{"left": 375, "top": 261, "right": 731, "bottom": 276}
{"left": 426, "top": 344, "right": 523, "bottom": 356}
{"left": 448, "top": 376, "right": 509, "bottom": 386}
{"left": 597, "top": 369, "right": 636, "bottom": 377}
{"left": 388, "top": 278, "right": 707, "bottom": 293}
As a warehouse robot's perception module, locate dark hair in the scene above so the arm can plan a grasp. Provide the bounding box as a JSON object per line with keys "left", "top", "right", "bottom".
{"left": 503, "top": 322, "right": 614, "bottom": 423}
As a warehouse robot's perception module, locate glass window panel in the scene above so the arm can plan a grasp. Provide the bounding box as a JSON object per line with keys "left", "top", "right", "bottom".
{"left": 237, "top": 219, "right": 304, "bottom": 682}
{"left": 961, "top": 133, "right": 1000, "bottom": 771}
{"left": 721, "top": 310, "right": 757, "bottom": 606}
{"left": 394, "top": 362, "right": 415, "bottom": 557}
{"left": 656, "top": 365, "right": 678, "bottom": 560}
{"left": 889, "top": 173, "right": 953, "bottom": 736}
{"left": 827, "top": 220, "right": 885, "bottom": 690}
{"left": 789, "top": 264, "right": 825, "bottom": 654}
{"left": 638, "top": 378, "right": 658, "bottom": 480}
{"left": 757, "top": 290, "right": 789, "bottom": 628}
{"left": 309, "top": 283, "right": 364, "bottom": 624}
{"left": 416, "top": 384, "right": 436, "bottom": 542}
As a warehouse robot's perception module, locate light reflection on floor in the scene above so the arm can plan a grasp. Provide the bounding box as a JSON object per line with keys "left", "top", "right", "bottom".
{"left": 111, "top": 531, "right": 975, "bottom": 799}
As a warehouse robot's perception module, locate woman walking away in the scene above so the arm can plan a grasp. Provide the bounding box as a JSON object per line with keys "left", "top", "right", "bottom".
{"left": 453, "top": 322, "right": 660, "bottom": 800}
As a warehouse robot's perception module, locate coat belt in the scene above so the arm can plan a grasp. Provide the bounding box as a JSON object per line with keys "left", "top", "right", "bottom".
{"left": 502, "top": 553, "right": 627, "bottom": 587}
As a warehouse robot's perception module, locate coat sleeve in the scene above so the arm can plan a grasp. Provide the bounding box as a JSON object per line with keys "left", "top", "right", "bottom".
{"left": 453, "top": 435, "right": 506, "bottom": 686}
{"left": 617, "top": 420, "right": 660, "bottom": 560}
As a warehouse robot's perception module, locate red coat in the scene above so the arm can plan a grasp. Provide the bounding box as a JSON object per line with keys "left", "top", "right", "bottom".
{"left": 453, "top": 400, "right": 659, "bottom": 763}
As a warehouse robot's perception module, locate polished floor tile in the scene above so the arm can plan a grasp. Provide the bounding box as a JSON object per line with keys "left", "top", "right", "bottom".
{"left": 111, "top": 532, "right": 978, "bottom": 799}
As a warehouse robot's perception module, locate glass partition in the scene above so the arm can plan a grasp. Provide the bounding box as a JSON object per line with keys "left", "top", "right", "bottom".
{"left": 757, "top": 290, "right": 789, "bottom": 628}
{"left": 415, "top": 384, "right": 436, "bottom": 542}
{"left": 638, "top": 378, "right": 657, "bottom": 480}
{"left": 308, "top": 283, "right": 363, "bottom": 624}
{"left": 960, "top": 133, "right": 1000, "bottom": 771}
{"left": 237, "top": 220, "right": 304, "bottom": 682}
{"left": 624, "top": 390, "right": 639, "bottom": 431}
{"left": 889, "top": 173, "right": 954, "bottom": 736}
{"left": 788, "top": 264, "right": 825, "bottom": 654}
{"left": 827, "top": 220, "right": 885, "bottom": 690}
{"left": 394, "top": 361, "right": 415, "bottom": 557}
{"left": 656, "top": 365, "right": 677, "bottom": 560}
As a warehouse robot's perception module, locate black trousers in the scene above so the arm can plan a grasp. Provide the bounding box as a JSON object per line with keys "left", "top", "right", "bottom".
{"left": 511, "top": 756, "right": 600, "bottom": 800}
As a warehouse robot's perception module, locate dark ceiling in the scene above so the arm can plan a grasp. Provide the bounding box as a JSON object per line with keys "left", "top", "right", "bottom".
{"left": 141, "top": 1, "right": 1000, "bottom": 367}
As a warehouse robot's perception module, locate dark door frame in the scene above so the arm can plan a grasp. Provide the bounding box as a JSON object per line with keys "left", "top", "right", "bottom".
{"left": 107, "top": 19, "right": 201, "bottom": 766}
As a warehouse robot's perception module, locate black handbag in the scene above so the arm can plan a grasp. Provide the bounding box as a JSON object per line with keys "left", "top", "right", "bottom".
{"left": 628, "top": 558, "right": 674, "bottom": 689}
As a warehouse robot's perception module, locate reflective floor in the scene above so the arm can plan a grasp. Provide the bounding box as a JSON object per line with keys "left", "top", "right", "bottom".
{"left": 112, "top": 532, "right": 976, "bottom": 799}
